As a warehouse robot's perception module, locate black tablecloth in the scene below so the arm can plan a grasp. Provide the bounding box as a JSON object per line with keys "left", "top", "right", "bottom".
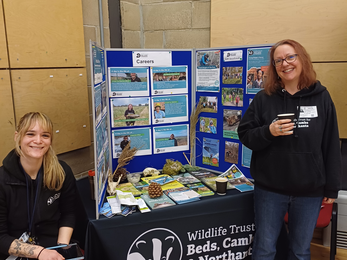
{"left": 75, "top": 178, "right": 287, "bottom": 260}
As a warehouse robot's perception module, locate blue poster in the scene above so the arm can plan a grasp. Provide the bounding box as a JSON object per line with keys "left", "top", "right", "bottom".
{"left": 152, "top": 95, "right": 188, "bottom": 124}
{"left": 92, "top": 45, "right": 104, "bottom": 85}
{"left": 109, "top": 67, "right": 149, "bottom": 97}
{"left": 151, "top": 66, "right": 188, "bottom": 95}
{"left": 196, "top": 50, "right": 221, "bottom": 92}
{"left": 112, "top": 128, "right": 152, "bottom": 158}
{"left": 246, "top": 47, "right": 270, "bottom": 94}
{"left": 202, "top": 137, "right": 220, "bottom": 167}
{"left": 242, "top": 145, "right": 252, "bottom": 168}
{"left": 96, "top": 115, "right": 108, "bottom": 163}
{"left": 94, "top": 84, "right": 102, "bottom": 126}
{"left": 153, "top": 124, "right": 189, "bottom": 154}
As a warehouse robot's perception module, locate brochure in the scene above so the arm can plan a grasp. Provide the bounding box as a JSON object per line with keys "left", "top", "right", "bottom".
{"left": 191, "top": 171, "right": 217, "bottom": 180}
{"left": 186, "top": 182, "right": 215, "bottom": 197}
{"left": 115, "top": 190, "right": 138, "bottom": 206}
{"left": 141, "top": 194, "right": 176, "bottom": 209}
{"left": 116, "top": 182, "right": 142, "bottom": 196}
{"left": 164, "top": 186, "right": 190, "bottom": 196}
{"left": 160, "top": 180, "right": 185, "bottom": 191}
{"left": 142, "top": 174, "right": 175, "bottom": 185}
{"left": 132, "top": 180, "right": 149, "bottom": 189}
{"left": 172, "top": 173, "right": 200, "bottom": 184}
{"left": 234, "top": 183, "right": 254, "bottom": 192}
{"left": 136, "top": 197, "right": 151, "bottom": 213}
{"left": 168, "top": 189, "right": 200, "bottom": 204}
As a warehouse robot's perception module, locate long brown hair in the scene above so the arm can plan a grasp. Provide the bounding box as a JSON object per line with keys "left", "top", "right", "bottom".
{"left": 15, "top": 112, "right": 65, "bottom": 190}
{"left": 264, "top": 39, "right": 317, "bottom": 95}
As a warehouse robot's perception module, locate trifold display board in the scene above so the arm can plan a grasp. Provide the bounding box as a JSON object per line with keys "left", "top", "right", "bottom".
{"left": 90, "top": 42, "right": 272, "bottom": 218}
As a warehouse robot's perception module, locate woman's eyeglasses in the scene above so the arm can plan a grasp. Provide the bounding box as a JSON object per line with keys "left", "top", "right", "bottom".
{"left": 272, "top": 54, "right": 298, "bottom": 67}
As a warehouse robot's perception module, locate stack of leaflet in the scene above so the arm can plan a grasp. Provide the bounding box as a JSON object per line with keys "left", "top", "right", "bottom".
{"left": 166, "top": 189, "right": 201, "bottom": 204}
{"left": 104, "top": 190, "right": 144, "bottom": 217}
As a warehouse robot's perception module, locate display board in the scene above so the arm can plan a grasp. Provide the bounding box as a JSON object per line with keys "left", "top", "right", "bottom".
{"left": 105, "top": 49, "right": 193, "bottom": 174}
{"left": 194, "top": 45, "right": 272, "bottom": 178}
{"left": 90, "top": 42, "right": 109, "bottom": 217}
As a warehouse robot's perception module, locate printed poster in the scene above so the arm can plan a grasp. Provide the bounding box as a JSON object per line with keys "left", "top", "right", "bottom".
{"left": 153, "top": 124, "right": 189, "bottom": 154}
{"left": 242, "top": 145, "right": 252, "bottom": 168}
{"left": 109, "top": 67, "right": 149, "bottom": 97}
{"left": 196, "top": 50, "right": 221, "bottom": 92}
{"left": 222, "top": 67, "right": 243, "bottom": 85}
{"left": 112, "top": 128, "right": 152, "bottom": 158}
{"left": 151, "top": 66, "right": 188, "bottom": 95}
{"left": 223, "top": 109, "right": 242, "bottom": 139}
{"left": 199, "top": 96, "right": 218, "bottom": 113}
{"left": 152, "top": 95, "right": 188, "bottom": 124}
{"left": 203, "top": 137, "right": 220, "bottom": 167}
{"left": 96, "top": 115, "right": 109, "bottom": 163}
{"left": 225, "top": 141, "right": 239, "bottom": 164}
{"left": 223, "top": 50, "right": 243, "bottom": 62}
{"left": 94, "top": 84, "right": 102, "bottom": 126}
{"left": 199, "top": 117, "right": 217, "bottom": 134}
{"left": 246, "top": 47, "right": 270, "bottom": 94}
{"left": 222, "top": 88, "right": 243, "bottom": 107}
{"left": 110, "top": 97, "right": 151, "bottom": 128}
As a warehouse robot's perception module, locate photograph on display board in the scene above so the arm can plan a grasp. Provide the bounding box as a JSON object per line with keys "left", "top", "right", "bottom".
{"left": 153, "top": 124, "right": 189, "bottom": 154}
{"left": 222, "top": 67, "right": 243, "bottom": 84}
{"left": 151, "top": 95, "right": 188, "bottom": 124}
{"left": 202, "top": 137, "right": 219, "bottom": 167}
{"left": 151, "top": 66, "right": 188, "bottom": 95}
{"left": 199, "top": 117, "right": 217, "bottom": 134}
{"left": 111, "top": 97, "right": 150, "bottom": 128}
{"left": 196, "top": 50, "right": 221, "bottom": 92}
{"left": 246, "top": 47, "right": 270, "bottom": 94}
{"left": 112, "top": 128, "right": 152, "bottom": 158}
{"left": 223, "top": 109, "right": 242, "bottom": 139}
{"left": 96, "top": 115, "right": 109, "bottom": 163}
{"left": 109, "top": 67, "right": 149, "bottom": 97}
{"left": 225, "top": 141, "right": 239, "bottom": 164}
{"left": 199, "top": 96, "right": 217, "bottom": 113}
{"left": 242, "top": 144, "right": 252, "bottom": 168}
{"left": 222, "top": 88, "right": 243, "bottom": 107}
{"left": 94, "top": 84, "right": 102, "bottom": 126}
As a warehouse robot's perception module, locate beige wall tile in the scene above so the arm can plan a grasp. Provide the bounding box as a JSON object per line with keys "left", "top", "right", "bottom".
{"left": 143, "top": 2, "right": 192, "bottom": 30}
{"left": 84, "top": 26, "right": 97, "bottom": 54}
{"left": 121, "top": 0, "right": 140, "bottom": 4}
{"left": 122, "top": 30, "right": 142, "bottom": 48}
{"left": 162, "top": 0, "right": 192, "bottom": 2}
{"left": 165, "top": 29, "right": 210, "bottom": 48}
{"left": 121, "top": 2, "right": 141, "bottom": 31}
{"left": 192, "top": 1, "right": 210, "bottom": 29}
{"left": 144, "top": 31, "right": 164, "bottom": 48}
{"left": 82, "top": 0, "right": 100, "bottom": 26}
{"left": 103, "top": 27, "right": 111, "bottom": 48}
{"left": 141, "top": 0, "right": 163, "bottom": 4}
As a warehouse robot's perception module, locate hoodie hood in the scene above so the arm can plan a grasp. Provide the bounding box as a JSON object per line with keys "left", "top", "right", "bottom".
{"left": 2, "top": 149, "right": 27, "bottom": 183}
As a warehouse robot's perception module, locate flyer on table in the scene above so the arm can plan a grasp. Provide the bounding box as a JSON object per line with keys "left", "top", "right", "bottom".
{"left": 153, "top": 124, "right": 189, "bottom": 154}
{"left": 151, "top": 66, "right": 188, "bottom": 95}
{"left": 151, "top": 95, "right": 188, "bottom": 124}
{"left": 203, "top": 137, "right": 220, "bottom": 167}
{"left": 246, "top": 47, "right": 270, "bottom": 94}
{"left": 196, "top": 50, "right": 221, "bottom": 92}
{"left": 112, "top": 128, "right": 152, "bottom": 158}
{"left": 111, "top": 97, "right": 151, "bottom": 128}
{"left": 108, "top": 67, "right": 149, "bottom": 97}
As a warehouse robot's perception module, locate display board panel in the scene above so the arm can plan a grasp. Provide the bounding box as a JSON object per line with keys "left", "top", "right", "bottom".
{"left": 0, "top": 2, "right": 9, "bottom": 68}
{"left": 11, "top": 68, "right": 91, "bottom": 154}
{"left": 106, "top": 49, "right": 193, "bottom": 174}
{"left": 3, "top": 0, "right": 85, "bottom": 68}
{"left": 0, "top": 70, "right": 15, "bottom": 164}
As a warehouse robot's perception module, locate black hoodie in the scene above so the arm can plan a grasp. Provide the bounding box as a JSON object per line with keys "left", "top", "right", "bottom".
{"left": 0, "top": 150, "right": 76, "bottom": 259}
{"left": 238, "top": 81, "right": 342, "bottom": 198}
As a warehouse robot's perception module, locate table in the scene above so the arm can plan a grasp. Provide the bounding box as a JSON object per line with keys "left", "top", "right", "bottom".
{"left": 75, "top": 178, "right": 287, "bottom": 260}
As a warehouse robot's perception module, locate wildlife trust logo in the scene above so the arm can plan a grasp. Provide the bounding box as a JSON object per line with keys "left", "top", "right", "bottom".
{"left": 127, "top": 228, "right": 183, "bottom": 260}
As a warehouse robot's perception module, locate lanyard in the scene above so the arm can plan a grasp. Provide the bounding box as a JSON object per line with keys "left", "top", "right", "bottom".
{"left": 23, "top": 167, "right": 41, "bottom": 235}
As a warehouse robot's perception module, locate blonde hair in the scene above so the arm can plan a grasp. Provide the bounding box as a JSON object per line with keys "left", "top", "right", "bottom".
{"left": 15, "top": 112, "right": 65, "bottom": 190}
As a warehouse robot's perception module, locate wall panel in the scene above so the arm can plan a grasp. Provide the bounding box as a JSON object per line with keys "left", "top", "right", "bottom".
{"left": 0, "top": 70, "right": 15, "bottom": 164}
{"left": 4, "top": 0, "right": 85, "bottom": 68}
{"left": 313, "top": 63, "right": 347, "bottom": 138}
{"left": 0, "top": 1, "right": 9, "bottom": 68}
{"left": 11, "top": 68, "right": 91, "bottom": 154}
{"left": 210, "top": 0, "right": 347, "bottom": 62}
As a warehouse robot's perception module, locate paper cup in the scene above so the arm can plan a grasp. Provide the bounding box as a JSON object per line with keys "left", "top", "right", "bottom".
{"left": 216, "top": 177, "right": 228, "bottom": 195}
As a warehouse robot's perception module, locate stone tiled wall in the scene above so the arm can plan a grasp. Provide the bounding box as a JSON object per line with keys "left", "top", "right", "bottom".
{"left": 82, "top": 0, "right": 111, "bottom": 140}
{"left": 120, "top": 0, "right": 211, "bottom": 49}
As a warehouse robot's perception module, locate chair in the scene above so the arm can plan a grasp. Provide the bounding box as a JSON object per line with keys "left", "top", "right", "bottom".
{"left": 284, "top": 202, "right": 338, "bottom": 260}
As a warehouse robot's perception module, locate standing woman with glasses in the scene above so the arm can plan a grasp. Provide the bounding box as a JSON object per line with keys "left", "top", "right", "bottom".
{"left": 238, "top": 39, "right": 341, "bottom": 260}
{"left": 0, "top": 112, "right": 77, "bottom": 260}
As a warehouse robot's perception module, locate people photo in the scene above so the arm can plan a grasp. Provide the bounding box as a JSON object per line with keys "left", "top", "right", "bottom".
{"left": 130, "top": 73, "right": 141, "bottom": 82}
{"left": 124, "top": 104, "right": 136, "bottom": 126}
{"left": 0, "top": 112, "right": 77, "bottom": 260}
{"left": 252, "top": 69, "right": 264, "bottom": 88}
{"left": 238, "top": 39, "right": 342, "bottom": 260}
{"left": 154, "top": 103, "right": 165, "bottom": 119}
{"left": 120, "top": 135, "right": 130, "bottom": 150}
{"left": 169, "top": 134, "right": 178, "bottom": 146}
